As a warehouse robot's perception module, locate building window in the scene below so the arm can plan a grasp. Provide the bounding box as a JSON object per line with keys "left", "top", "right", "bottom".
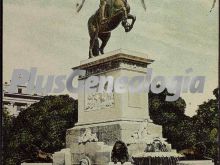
{"left": 18, "top": 88, "right": 22, "bottom": 94}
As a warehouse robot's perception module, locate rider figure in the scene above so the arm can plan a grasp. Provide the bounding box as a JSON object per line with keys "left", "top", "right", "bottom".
{"left": 99, "top": 0, "right": 128, "bottom": 23}
{"left": 100, "top": 0, "right": 107, "bottom": 23}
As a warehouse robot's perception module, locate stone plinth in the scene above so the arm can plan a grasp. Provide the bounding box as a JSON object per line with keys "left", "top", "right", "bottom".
{"left": 66, "top": 120, "right": 164, "bottom": 147}
{"left": 21, "top": 164, "right": 52, "bottom": 165}
{"left": 66, "top": 49, "right": 155, "bottom": 146}
{"left": 66, "top": 49, "right": 180, "bottom": 165}
{"left": 177, "top": 160, "right": 214, "bottom": 165}
{"left": 53, "top": 148, "right": 71, "bottom": 165}
{"left": 73, "top": 49, "right": 154, "bottom": 125}
{"left": 66, "top": 49, "right": 156, "bottom": 164}
{"left": 109, "top": 163, "right": 132, "bottom": 165}
{"left": 71, "top": 142, "right": 112, "bottom": 165}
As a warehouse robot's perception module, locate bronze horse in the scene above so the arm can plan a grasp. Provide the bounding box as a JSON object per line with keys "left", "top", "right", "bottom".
{"left": 88, "top": 0, "right": 136, "bottom": 58}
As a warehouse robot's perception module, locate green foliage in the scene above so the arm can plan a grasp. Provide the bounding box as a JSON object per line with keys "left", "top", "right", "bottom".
{"left": 2, "top": 107, "right": 15, "bottom": 164}
{"left": 149, "top": 89, "right": 192, "bottom": 150}
{"left": 3, "top": 88, "right": 218, "bottom": 164}
{"left": 192, "top": 90, "right": 218, "bottom": 161}
{"left": 149, "top": 88, "right": 218, "bottom": 161}
{"left": 149, "top": 89, "right": 187, "bottom": 125}
{"left": 3, "top": 95, "right": 78, "bottom": 165}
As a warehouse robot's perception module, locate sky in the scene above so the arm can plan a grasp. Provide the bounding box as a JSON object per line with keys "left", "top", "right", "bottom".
{"left": 3, "top": 0, "right": 219, "bottom": 116}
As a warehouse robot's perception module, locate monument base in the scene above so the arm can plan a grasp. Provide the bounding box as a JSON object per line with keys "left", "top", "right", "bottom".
{"left": 66, "top": 120, "right": 163, "bottom": 147}
{"left": 65, "top": 119, "right": 180, "bottom": 164}
{"left": 71, "top": 142, "right": 112, "bottom": 165}
{"left": 60, "top": 50, "right": 182, "bottom": 165}
{"left": 177, "top": 160, "right": 214, "bottom": 165}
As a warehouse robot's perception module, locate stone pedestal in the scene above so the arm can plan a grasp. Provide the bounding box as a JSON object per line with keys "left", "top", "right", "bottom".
{"left": 67, "top": 49, "right": 155, "bottom": 146}
{"left": 53, "top": 148, "right": 71, "bottom": 165}
{"left": 65, "top": 49, "right": 179, "bottom": 165}
{"left": 109, "top": 163, "right": 132, "bottom": 165}
{"left": 71, "top": 142, "right": 112, "bottom": 165}
{"left": 177, "top": 160, "right": 214, "bottom": 165}
{"left": 76, "top": 49, "right": 154, "bottom": 125}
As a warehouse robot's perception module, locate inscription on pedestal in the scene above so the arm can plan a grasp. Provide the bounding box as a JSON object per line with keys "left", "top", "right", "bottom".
{"left": 85, "top": 93, "right": 114, "bottom": 111}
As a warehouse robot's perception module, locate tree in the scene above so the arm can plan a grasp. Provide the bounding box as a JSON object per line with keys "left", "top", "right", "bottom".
{"left": 2, "top": 107, "right": 15, "bottom": 165}
{"left": 192, "top": 88, "right": 218, "bottom": 161}
{"left": 149, "top": 88, "right": 219, "bottom": 162}
{"left": 3, "top": 95, "right": 78, "bottom": 165}
{"left": 149, "top": 89, "right": 187, "bottom": 125}
{"left": 149, "top": 89, "right": 193, "bottom": 150}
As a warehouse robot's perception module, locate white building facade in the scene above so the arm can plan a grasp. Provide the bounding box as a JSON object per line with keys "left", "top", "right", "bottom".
{"left": 3, "top": 82, "right": 43, "bottom": 116}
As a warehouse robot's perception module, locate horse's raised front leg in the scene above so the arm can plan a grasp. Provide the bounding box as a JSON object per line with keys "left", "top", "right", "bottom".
{"left": 98, "top": 32, "right": 111, "bottom": 54}
{"left": 128, "top": 14, "right": 136, "bottom": 29}
{"left": 121, "top": 14, "right": 136, "bottom": 32}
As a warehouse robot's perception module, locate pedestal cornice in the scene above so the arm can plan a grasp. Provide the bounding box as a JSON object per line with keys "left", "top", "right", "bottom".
{"left": 72, "top": 49, "right": 154, "bottom": 78}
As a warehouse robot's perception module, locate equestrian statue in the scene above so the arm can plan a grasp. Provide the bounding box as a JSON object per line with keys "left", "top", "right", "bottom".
{"left": 88, "top": 0, "right": 136, "bottom": 58}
